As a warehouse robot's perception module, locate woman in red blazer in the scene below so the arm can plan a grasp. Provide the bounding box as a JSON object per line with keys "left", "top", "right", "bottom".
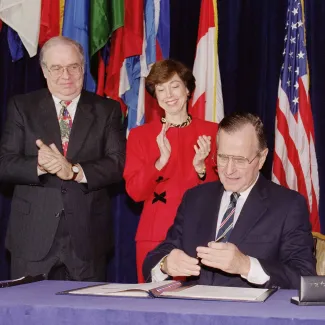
{"left": 124, "top": 59, "right": 219, "bottom": 282}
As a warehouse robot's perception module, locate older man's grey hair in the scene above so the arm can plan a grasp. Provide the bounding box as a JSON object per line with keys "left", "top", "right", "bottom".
{"left": 39, "top": 36, "right": 85, "bottom": 67}
{"left": 217, "top": 112, "right": 268, "bottom": 152}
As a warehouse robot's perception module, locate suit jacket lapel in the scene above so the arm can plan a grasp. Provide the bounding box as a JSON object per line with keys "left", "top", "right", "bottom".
{"left": 195, "top": 183, "right": 224, "bottom": 285}
{"left": 229, "top": 175, "right": 269, "bottom": 246}
{"left": 196, "top": 183, "right": 225, "bottom": 246}
{"left": 66, "top": 91, "right": 94, "bottom": 160}
{"left": 38, "top": 90, "right": 63, "bottom": 154}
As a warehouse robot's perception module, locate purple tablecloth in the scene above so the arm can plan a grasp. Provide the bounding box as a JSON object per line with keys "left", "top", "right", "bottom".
{"left": 1, "top": 280, "right": 325, "bottom": 325}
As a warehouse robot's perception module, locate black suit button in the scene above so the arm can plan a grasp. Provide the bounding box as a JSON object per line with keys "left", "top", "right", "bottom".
{"left": 61, "top": 188, "right": 67, "bottom": 194}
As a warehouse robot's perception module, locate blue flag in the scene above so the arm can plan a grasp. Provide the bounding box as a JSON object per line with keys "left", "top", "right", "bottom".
{"left": 144, "top": 0, "right": 156, "bottom": 66}
{"left": 62, "top": 0, "right": 96, "bottom": 92}
{"left": 157, "top": 0, "right": 170, "bottom": 59}
{"left": 7, "top": 27, "right": 24, "bottom": 62}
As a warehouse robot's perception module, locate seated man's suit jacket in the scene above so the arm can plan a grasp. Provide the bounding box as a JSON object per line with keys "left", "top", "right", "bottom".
{"left": 0, "top": 89, "right": 125, "bottom": 262}
{"left": 143, "top": 175, "right": 316, "bottom": 289}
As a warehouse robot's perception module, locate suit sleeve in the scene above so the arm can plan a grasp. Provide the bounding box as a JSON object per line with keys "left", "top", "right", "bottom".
{"left": 192, "top": 121, "right": 218, "bottom": 185}
{"left": 79, "top": 102, "right": 126, "bottom": 191}
{"left": 0, "top": 97, "right": 40, "bottom": 185}
{"left": 123, "top": 128, "right": 163, "bottom": 202}
{"left": 142, "top": 190, "right": 188, "bottom": 281}
{"left": 258, "top": 194, "right": 316, "bottom": 289}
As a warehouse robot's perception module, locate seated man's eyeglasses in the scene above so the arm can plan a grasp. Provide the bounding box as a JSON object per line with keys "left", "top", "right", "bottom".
{"left": 45, "top": 63, "right": 82, "bottom": 78}
{"left": 216, "top": 152, "right": 260, "bottom": 169}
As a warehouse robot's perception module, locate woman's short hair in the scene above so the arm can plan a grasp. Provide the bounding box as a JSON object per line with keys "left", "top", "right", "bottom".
{"left": 145, "top": 59, "right": 196, "bottom": 98}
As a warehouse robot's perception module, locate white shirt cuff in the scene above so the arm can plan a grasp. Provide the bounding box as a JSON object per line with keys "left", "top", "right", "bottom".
{"left": 78, "top": 166, "right": 87, "bottom": 183}
{"left": 151, "top": 257, "right": 169, "bottom": 282}
{"left": 241, "top": 256, "right": 270, "bottom": 285}
{"left": 37, "top": 167, "right": 47, "bottom": 176}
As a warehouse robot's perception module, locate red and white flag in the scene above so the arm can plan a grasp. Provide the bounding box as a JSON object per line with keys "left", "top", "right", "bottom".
{"left": 190, "top": 0, "right": 224, "bottom": 123}
{"left": 272, "top": 0, "right": 320, "bottom": 231}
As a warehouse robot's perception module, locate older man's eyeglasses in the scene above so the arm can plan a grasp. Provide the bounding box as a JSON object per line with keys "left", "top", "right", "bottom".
{"left": 45, "top": 63, "right": 82, "bottom": 78}
{"left": 215, "top": 152, "right": 261, "bottom": 169}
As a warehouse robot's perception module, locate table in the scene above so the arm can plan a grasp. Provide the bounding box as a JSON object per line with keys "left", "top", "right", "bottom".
{"left": 0, "top": 280, "right": 325, "bottom": 325}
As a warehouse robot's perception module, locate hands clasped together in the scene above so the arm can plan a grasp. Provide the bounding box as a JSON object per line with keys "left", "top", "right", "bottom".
{"left": 161, "top": 243, "right": 250, "bottom": 278}
{"left": 36, "top": 139, "right": 74, "bottom": 180}
{"left": 155, "top": 123, "right": 212, "bottom": 173}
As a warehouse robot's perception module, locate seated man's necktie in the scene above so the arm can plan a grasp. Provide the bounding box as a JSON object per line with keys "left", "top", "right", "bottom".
{"left": 58, "top": 100, "right": 72, "bottom": 156}
{"left": 216, "top": 192, "right": 240, "bottom": 242}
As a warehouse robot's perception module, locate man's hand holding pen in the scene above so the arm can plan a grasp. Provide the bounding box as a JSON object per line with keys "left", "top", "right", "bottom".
{"left": 161, "top": 236, "right": 250, "bottom": 278}
{"left": 161, "top": 249, "right": 201, "bottom": 277}
{"left": 196, "top": 242, "right": 251, "bottom": 277}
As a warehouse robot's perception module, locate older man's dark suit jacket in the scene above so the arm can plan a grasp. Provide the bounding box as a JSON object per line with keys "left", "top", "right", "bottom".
{"left": 0, "top": 88, "right": 125, "bottom": 262}
{"left": 143, "top": 175, "right": 316, "bottom": 289}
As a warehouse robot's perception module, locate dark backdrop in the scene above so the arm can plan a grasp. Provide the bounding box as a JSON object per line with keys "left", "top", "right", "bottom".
{"left": 1, "top": 0, "right": 325, "bottom": 281}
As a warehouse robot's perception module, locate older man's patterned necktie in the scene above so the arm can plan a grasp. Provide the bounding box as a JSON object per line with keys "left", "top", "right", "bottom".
{"left": 58, "top": 100, "right": 72, "bottom": 156}
{"left": 215, "top": 192, "right": 240, "bottom": 242}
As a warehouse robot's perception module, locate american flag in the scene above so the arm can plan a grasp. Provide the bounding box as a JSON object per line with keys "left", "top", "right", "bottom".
{"left": 272, "top": 0, "right": 320, "bottom": 231}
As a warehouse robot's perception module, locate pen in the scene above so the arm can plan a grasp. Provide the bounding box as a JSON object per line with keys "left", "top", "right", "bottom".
{"left": 196, "top": 235, "right": 226, "bottom": 265}
{"left": 214, "top": 235, "right": 226, "bottom": 243}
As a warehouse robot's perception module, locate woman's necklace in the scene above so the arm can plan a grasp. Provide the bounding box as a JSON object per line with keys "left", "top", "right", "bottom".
{"left": 161, "top": 114, "right": 192, "bottom": 128}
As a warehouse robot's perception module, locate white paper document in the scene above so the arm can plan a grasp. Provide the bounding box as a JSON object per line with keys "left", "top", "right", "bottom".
{"left": 67, "top": 281, "right": 175, "bottom": 297}
{"left": 161, "top": 285, "right": 269, "bottom": 301}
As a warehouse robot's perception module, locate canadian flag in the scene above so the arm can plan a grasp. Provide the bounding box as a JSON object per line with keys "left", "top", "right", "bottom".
{"left": 190, "top": 0, "right": 224, "bottom": 123}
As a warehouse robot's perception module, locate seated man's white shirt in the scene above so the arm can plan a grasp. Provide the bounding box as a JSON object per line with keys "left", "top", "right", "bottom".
{"left": 37, "top": 94, "right": 87, "bottom": 183}
{"left": 151, "top": 174, "right": 270, "bottom": 284}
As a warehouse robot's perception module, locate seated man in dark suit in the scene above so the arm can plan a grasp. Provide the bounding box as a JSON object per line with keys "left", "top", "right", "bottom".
{"left": 0, "top": 36, "right": 125, "bottom": 281}
{"left": 143, "top": 112, "right": 316, "bottom": 289}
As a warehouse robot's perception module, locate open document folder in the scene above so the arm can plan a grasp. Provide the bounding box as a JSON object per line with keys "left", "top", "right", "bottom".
{"left": 57, "top": 280, "right": 276, "bottom": 302}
